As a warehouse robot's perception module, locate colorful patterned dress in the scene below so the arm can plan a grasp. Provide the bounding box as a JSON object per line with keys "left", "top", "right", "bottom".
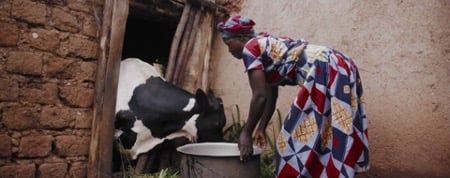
{"left": 242, "top": 34, "right": 369, "bottom": 178}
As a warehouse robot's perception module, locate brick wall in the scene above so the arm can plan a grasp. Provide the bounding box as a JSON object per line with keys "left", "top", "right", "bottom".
{"left": 0, "top": 0, "right": 103, "bottom": 177}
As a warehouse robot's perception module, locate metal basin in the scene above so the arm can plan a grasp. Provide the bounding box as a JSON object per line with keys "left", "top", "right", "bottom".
{"left": 177, "top": 142, "right": 262, "bottom": 178}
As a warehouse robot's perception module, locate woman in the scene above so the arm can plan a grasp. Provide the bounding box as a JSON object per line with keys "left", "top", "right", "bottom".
{"left": 218, "top": 16, "right": 369, "bottom": 178}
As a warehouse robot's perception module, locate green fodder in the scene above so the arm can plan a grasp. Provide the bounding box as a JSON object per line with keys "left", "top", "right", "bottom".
{"left": 113, "top": 167, "right": 180, "bottom": 178}
{"left": 223, "top": 104, "right": 245, "bottom": 143}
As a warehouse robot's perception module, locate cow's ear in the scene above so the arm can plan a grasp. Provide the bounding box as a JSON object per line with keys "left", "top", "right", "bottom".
{"left": 195, "top": 89, "right": 210, "bottom": 109}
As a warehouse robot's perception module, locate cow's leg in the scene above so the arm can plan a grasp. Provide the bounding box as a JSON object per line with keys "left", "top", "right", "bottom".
{"left": 112, "top": 140, "right": 136, "bottom": 173}
{"left": 135, "top": 145, "right": 162, "bottom": 174}
{"left": 112, "top": 141, "right": 122, "bottom": 172}
{"left": 114, "top": 110, "right": 138, "bottom": 172}
{"left": 144, "top": 150, "right": 161, "bottom": 173}
{"left": 135, "top": 154, "right": 149, "bottom": 174}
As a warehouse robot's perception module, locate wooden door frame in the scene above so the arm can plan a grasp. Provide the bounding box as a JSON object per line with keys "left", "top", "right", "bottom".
{"left": 87, "top": 0, "right": 129, "bottom": 177}
{"left": 86, "top": 1, "right": 226, "bottom": 177}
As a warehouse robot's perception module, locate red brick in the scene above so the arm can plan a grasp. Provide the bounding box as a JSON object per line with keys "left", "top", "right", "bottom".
{"left": 68, "top": 162, "right": 87, "bottom": 178}
{"left": 43, "top": 56, "right": 76, "bottom": 79}
{"left": 28, "top": 28, "right": 60, "bottom": 52}
{"left": 2, "top": 106, "right": 39, "bottom": 130}
{"left": 12, "top": 0, "right": 47, "bottom": 25}
{"left": 77, "top": 61, "right": 97, "bottom": 82}
{"left": 39, "top": 163, "right": 68, "bottom": 178}
{"left": 52, "top": 7, "right": 80, "bottom": 33}
{"left": 40, "top": 106, "right": 75, "bottom": 129}
{"left": 0, "top": 21, "right": 19, "bottom": 46}
{"left": 18, "top": 134, "right": 53, "bottom": 158}
{"left": 82, "top": 16, "right": 98, "bottom": 38}
{"left": 74, "top": 109, "right": 93, "bottom": 129}
{"left": 0, "top": 77, "right": 19, "bottom": 101}
{"left": 20, "top": 83, "right": 58, "bottom": 105}
{"left": 0, "top": 163, "right": 36, "bottom": 178}
{"left": 0, "top": 134, "right": 12, "bottom": 157}
{"left": 67, "top": 0, "right": 91, "bottom": 13}
{"left": 55, "top": 135, "right": 90, "bottom": 157}
{"left": 60, "top": 35, "right": 98, "bottom": 59}
{"left": 59, "top": 85, "right": 94, "bottom": 107}
{"left": 6, "top": 51, "right": 43, "bottom": 76}
{"left": 0, "top": 0, "right": 11, "bottom": 17}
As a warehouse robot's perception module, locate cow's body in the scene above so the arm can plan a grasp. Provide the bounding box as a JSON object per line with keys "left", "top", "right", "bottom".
{"left": 114, "top": 58, "right": 226, "bottom": 161}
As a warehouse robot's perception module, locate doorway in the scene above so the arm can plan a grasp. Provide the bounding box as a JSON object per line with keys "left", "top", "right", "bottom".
{"left": 89, "top": 0, "right": 223, "bottom": 176}
{"left": 121, "top": 0, "right": 183, "bottom": 71}
{"left": 113, "top": 0, "right": 184, "bottom": 174}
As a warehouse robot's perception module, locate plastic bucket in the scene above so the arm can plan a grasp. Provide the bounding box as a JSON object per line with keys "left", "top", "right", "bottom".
{"left": 176, "top": 142, "right": 262, "bottom": 178}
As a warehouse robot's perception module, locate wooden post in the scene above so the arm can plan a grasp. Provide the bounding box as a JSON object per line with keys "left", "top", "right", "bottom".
{"left": 200, "top": 11, "right": 214, "bottom": 91}
{"left": 88, "top": 0, "right": 129, "bottom": 177}
{"left": 174, "top": 9, "right": 200, "bottom": 88}
{"left": 179, "top": 9, "right": 214, "bottom": 93}
{"left": 166, "top": 3, "right": 191, "bottom": 82}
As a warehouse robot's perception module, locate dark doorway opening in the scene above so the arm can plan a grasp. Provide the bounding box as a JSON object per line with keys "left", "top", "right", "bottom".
{"left": 121, "top": 0, "right": 183, "bottom": 69}
{"left": 121, "top": 15, "right": 177, "bottom": 68}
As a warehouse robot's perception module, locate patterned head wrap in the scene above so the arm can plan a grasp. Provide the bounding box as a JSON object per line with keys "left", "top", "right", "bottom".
{"left": 217, "top": 15, "right": 256, "bottom": 38}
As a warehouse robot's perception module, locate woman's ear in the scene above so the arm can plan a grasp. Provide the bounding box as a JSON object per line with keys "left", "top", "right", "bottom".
{"left": 239, "top": 35, "right": 251, "bottom": 43}
{"left": 238, "top": 35, "right": 245, "bottom": 41}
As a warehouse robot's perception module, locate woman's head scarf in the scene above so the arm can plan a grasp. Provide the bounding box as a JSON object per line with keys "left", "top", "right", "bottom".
{"left": 217, "top": 16, "right": 256, "bottom": 38}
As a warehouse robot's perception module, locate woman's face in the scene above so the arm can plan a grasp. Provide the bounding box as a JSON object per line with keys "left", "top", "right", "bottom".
{"left": 223, "top": 37, "right": 244, "bottom": 59}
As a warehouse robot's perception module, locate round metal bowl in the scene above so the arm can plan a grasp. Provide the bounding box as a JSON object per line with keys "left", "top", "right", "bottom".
{"left": 177, "top": 142, "right": 262, "bottom": 157}
{"left": 177, "top": 142, "right": 263, "bottom": 178}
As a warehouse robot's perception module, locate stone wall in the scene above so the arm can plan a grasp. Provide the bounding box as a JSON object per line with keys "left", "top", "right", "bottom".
{"left": 0, "top": 0, "right": 102, "bottom": 177}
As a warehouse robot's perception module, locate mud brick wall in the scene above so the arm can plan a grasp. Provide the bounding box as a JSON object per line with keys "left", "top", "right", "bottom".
{"left": 0, "top": 0, "right": 104, "bottom": 177}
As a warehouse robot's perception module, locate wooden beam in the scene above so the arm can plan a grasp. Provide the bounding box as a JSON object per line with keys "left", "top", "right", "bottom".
{"left": 88, "top": 0, "right": 129, "bottom": 177}
{"left": 128, "top": 0, "right": 184, "bottom": 27}
{"left": 127, "top": 0, "right": 229, "bottom": 27}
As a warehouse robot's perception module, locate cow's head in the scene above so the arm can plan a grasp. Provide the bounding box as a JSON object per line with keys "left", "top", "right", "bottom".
{"left": 194, "top": 89, "right": 226, "bottom": 142}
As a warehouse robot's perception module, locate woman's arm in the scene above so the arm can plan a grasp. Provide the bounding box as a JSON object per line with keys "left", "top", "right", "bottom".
{"left": 243, "top": 69, "right": 268, "bottom": 134}
{"left": 254, "top": 85, "right": 278, "bottom": 147}
{"left": 239, "top": 69, "right": 269, "bottom": 161}
{"left": 257, "top": 85, "right": 278, "bottom": 131}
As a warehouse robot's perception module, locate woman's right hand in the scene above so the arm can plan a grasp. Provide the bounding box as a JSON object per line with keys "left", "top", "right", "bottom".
{"left": 238, "top": 130, "right": 253, "bottom": 162}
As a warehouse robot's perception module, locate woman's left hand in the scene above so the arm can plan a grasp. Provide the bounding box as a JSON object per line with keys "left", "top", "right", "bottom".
{"left": 238, "top": 130, "right": 253, "bottom": 162}
{"left": 254, "top": 130, "right": 267, "bottom": 148}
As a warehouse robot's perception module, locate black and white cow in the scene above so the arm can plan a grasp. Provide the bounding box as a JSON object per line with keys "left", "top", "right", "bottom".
{"left": 114, "top": 58, "right": 226, "bottom": 161}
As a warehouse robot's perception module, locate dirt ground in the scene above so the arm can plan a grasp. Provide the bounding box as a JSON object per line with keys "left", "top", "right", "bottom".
{"left": 211, "top": 0, "right": 450, "bottom": 177}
